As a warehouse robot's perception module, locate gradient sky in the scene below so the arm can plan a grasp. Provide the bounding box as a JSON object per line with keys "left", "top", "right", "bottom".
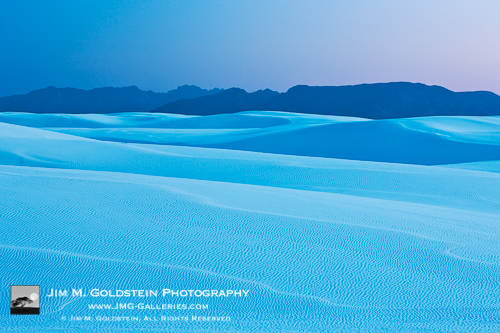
{"left": 1, "top": 0, "right": 499, "bottom": 96}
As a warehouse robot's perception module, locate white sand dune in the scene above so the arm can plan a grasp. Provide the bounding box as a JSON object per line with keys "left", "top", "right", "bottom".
{"left": 1, "top": 165, "right": 498, "bottom": 331}
{"left": 0, "top": 122, "right": 499, "bottom": 212}
{"left": 212, "top": 115, "right": 500, "bottom": 164}
{"left": 0, "top": 111, "right": 369, "bottom": 146}
{"left": 0, "top": 113, "right": 499, "bottom": 331}
{"left": 443, "top": 160, "right": 500, "bottom": 173}
{"left": 0, "top": 111, "right": 193, "bottom": 128}
{"left": 2, "top": 111, "right": 496, "bottom": 164}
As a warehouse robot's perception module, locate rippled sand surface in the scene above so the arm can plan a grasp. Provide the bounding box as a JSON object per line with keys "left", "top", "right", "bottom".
{"left": 0, "top": 112, "right": 498, "bottom": 331}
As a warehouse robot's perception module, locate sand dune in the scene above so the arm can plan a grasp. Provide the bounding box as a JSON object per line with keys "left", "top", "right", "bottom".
{"left": 1, "top": 165, "right": 498, "bottom": 331}
{"left": 1, "top": 122, "right": 499, "bottom": 212}
{"left": 0, "top": 112, "right": 498, "bottom": 331}
{"left": 2, "top": 111, "right": 496, "bottom": 164}
{"left": 214, "top": 116, "right": 500, "bottom": 164}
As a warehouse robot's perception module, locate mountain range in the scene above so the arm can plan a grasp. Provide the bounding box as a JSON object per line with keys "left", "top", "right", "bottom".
{"left": 0, "top": 85, "right": 221, "bottom": 114}
{"left": 1, "top": 82, "right": 500, "bottom": 119}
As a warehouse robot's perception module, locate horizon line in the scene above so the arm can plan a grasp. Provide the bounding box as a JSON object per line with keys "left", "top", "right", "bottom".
{"left": 2, "top": 81, "right": 499, "bottom": 98}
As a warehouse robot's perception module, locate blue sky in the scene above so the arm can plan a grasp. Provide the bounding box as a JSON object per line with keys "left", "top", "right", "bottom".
{"left": 1, "top": 0, "right": 499, "bottom": 96}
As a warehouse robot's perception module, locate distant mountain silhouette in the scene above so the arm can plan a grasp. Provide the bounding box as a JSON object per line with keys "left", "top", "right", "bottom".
{"left": 153, "top": 88, "right": 281, "bottom": 116}
{"left": 154, "top": 82, "right": 500, "bottom": 119}
{"left": 0, "top": 85, "right": 221, "bottom": 113}
{"left": 2, "top": 82, "right": 500, "bottom": 118}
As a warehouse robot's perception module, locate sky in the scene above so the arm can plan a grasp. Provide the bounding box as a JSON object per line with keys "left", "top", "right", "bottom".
{"left": 1, "top": 0, "right": 500, "bottom": 96}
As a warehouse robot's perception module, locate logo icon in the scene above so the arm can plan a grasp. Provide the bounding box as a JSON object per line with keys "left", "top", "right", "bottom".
{"left": 10, "top": 285, "right": 40, "bottom": 315}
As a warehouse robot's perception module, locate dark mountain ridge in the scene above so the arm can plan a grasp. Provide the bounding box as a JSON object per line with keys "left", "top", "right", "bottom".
{"left": 0, "top": 85, "right": 221, "bottom": 113}
{"left": 154, "top": 82, "right": 500, "bottom": 119}
{"left": 1, "top": 82, "right": 499, "bottom": 118}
